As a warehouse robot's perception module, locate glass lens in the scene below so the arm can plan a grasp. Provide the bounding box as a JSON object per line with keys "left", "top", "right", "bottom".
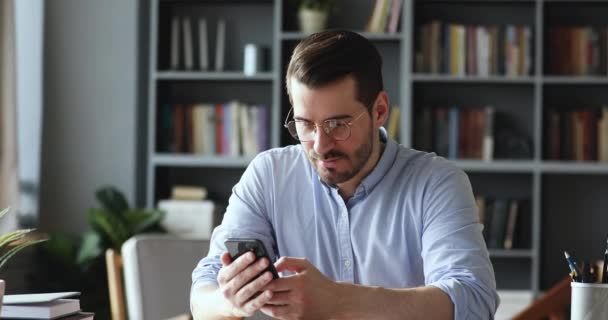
{"left": 327, "top": 120, "right": 350, "bottom": 140}
{"left": 294, "top": 121, "right": 315, "bottom": 141}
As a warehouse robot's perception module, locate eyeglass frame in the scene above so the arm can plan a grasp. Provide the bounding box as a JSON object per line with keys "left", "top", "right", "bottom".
{"left": 283, "top": 107, "right": 368, "bottom": 142}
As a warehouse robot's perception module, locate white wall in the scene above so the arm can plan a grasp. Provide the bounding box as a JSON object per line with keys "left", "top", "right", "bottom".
{"left": 40, "top": 0, "right": 139, "bottom": 233}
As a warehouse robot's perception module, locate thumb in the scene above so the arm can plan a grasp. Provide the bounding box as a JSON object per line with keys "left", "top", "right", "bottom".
{"left": 274, "top": 257, "right": 310, "bottom": 273}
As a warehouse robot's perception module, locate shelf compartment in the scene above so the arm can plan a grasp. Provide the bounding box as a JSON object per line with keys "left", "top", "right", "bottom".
{"left": 413, "top": 83, "right": 535, "bottom": 160}
{"left": 154, "top": 166, "right": 246, "bottom": 205}
{"left": 414, "top": 0, "right": 537, "bottom": 76}
{"left": 156, "top": 81, "right": 272, "bottom": 106}
{"left": 544, "top": 1, "right": 608, "bottom": 76}
{"left": 541, "top": 174, "right": 608, "bottom": 290}
{"left": 282, "top": 1, "right": 396, "bottom": 33}
{"left": 157, "top": 1, "right": 274, "bottom": 71}
{"left": 492, "top": 258, "right": 533, "bottom": 290}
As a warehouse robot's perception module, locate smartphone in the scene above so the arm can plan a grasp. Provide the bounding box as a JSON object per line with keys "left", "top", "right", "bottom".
{"left": 224, "top": 238, "right": 279, "bottom": 279}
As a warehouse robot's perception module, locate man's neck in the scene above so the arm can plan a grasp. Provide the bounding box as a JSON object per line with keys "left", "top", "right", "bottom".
{"left": 337, "top": 140, "right": 386, "bottom": 201}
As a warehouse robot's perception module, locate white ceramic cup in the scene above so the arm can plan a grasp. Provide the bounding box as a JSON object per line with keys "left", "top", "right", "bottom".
{"left": 571, "top": 282, "right": 608, "bottom": 320}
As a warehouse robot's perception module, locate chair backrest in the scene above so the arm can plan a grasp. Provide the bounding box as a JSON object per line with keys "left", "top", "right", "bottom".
{"left": 121, "top": 234, "right": 206, "bottom": 320}
{"left": 106, "top": 248, "right": 127, "bottom": 320}
{"left": 113, "top": 234, "right": 270, "bottom": 320}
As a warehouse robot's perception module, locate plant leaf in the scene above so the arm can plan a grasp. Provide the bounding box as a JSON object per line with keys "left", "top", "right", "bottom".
{"left": 124, "top": 209, "right": 165, "bottom": 234}
{"left": 76, "top": 231, "right": 103, "bottom": 265}
{"left": 0, "top": 238, "right": 47, "bottom": 270}
{"left": 95, "top": 187, "right": 129, "bottom": 215}
{"left": 88, "top": 208, "right": 129, "bottom": 249}
{"left": 0, "top": 207, "right": 9, "bottom": 219}
{"left": 0, "top": 229, "right": 35, "bottom": 250}
{"left": 42, "top": 232, "right": 79, "bottom": 266}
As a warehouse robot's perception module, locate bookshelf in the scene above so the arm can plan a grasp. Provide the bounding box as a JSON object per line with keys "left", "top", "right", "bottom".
{"left": 143, "top": 0, "right": 608, "bottom": 298}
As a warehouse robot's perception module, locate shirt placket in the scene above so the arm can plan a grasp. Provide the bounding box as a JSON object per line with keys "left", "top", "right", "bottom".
{"left": 335, "top": 193, "right": 354, "bottom": 282}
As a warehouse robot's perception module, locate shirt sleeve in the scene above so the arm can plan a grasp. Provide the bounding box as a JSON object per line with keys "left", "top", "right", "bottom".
{"left": 191, "top": 152, "right": 277, "bottom": 289}
{"left": 421, "top": 163, "right": 500, "bottom": 319}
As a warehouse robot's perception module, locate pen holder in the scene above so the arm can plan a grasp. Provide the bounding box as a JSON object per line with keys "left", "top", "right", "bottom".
{"left": 571, "top": 283, "right": 608, "bottom": 320}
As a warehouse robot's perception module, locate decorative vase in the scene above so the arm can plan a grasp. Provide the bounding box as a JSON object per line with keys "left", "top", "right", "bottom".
{"left": 0, "top": 279, "right": 4, "bottom": 312}
{"left": 298, "top": 8, "right": 328, "bottom": 34}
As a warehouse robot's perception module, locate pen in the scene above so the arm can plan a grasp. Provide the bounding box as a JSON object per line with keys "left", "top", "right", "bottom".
{"left": 564, "top": 251, "right": 580, "bottom": 282}
{"left": 580, "top": 260, "right": 597, "bottom": 283}
{"left": 603, "top": 235, "right": 608, "bottom": 283}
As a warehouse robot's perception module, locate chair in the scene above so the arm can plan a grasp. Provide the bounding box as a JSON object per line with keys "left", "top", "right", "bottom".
{"left": 108, "top": 234, "right": 271, "bottom": 320}
{"left": 511, "top": 276, "right": 572, "bottom": 320}
{"left": 106, "top": 248, "right": 127, "bottom": 320}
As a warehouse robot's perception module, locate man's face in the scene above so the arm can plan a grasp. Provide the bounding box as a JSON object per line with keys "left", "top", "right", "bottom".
{"left": 289, "top": 76, "right": 376, "bottom": 186}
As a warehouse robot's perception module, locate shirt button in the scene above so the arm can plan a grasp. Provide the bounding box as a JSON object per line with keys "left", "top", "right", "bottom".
{"left": 344, "top": 260, "right": 351, "bottom": 268}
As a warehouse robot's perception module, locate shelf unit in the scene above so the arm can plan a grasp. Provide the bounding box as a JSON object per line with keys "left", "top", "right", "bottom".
{"left": 143, "top": 0, "right": 608, "bottom": 297}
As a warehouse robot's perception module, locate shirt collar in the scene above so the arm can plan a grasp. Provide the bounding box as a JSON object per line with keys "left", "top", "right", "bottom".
{"left": 356, "top": 127, "right": 397, "bottom": 197}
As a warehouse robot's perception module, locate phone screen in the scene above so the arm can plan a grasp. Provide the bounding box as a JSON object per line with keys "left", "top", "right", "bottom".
{"left": 224, "top": 238, "right": 280, "bottom": 279}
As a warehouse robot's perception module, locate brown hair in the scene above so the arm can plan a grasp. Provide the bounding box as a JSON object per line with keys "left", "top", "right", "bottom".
{"left": 285, "top": 30, "right": 383, "bottom": 112}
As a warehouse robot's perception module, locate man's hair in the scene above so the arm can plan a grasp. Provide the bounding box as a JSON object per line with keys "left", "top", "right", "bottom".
{"left": 285, "top": 30, "right": 383, "bottom": 112}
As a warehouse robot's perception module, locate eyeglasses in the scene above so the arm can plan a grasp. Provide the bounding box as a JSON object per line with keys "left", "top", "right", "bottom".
{"left": 283, "top": 107, "right": 367, "bottom": 142}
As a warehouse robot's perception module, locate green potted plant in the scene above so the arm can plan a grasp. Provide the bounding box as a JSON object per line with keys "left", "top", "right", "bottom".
{"left": 294, "top": 0, "right": 337, "bottom": 33}
{"left": 0, "top": 207, "right": 47, "bottom": 311}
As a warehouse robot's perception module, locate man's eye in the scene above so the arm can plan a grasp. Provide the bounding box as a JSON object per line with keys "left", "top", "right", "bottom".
{"left": 298, "top": 121, "right": 315, "bottom": 130}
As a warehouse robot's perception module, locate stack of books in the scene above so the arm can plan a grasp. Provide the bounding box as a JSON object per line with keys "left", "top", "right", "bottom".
{"left": 1, "top": 292, "right": 93, "bottom": 319}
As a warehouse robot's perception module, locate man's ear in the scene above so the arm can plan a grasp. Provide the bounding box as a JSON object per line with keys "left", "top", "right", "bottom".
{"left": 373, "top": 91, "right": 390, "bottom": 128}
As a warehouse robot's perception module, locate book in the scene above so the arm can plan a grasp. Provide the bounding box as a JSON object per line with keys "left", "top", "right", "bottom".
{"left": 215, "top": 19, "right": 226, "bottom": 71}
{"left": 182, "top": 17, "right": 194, "bottom": 70}
{"left": 487, "top": 199, "right": 509, "bottom": 249}
{"left": 387, "top": 106, "right": 400, "bottom": 140}
{"left": 503, "top": 199, "right": 519, "bottom": 250}
{"left": 57, "top": 312, "right": 94, "bottom": 320}
{"left": 171, "top": 185, "right": 207, "bottom": 201}
{"left": 170, "top": 15, "right": 180, "bottom": 70}
{"left": 387, "top": 0, "right": 402, "bottom": 34}
{"left": 2, "top": 297, "right": 80, "bottom": 319}
{"left": 198, "top": 18, "right": 209, "bottom": 70}
{"left": 3, "top": 292, "right": 80, "bottom": 305}
{"left": 482, "top": 106, "right": 494, "bottom": 162}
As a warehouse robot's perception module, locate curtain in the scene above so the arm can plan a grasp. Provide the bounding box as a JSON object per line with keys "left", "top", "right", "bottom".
{"left": 0, "top": 0, "right": 18, "bottom": 234}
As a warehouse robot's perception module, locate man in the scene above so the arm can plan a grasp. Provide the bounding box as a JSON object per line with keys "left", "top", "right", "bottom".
{"left": 191, "top": 30, "right": 499, "bottom": 319}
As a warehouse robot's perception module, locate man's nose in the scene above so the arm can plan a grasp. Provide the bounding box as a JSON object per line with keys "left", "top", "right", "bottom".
{"left": 313, "top": 126, "right": 335, "bottom": 155}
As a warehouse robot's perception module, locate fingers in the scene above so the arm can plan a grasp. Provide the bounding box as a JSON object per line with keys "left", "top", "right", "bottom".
{"left": 240, "top": 290, "right": 273, "bottom": 316}
{"left": 220, "top": 257, "right": 275, "bottom": 308}
{"left": 263, "top": 276, "right": 292, "bottom": 292}
{"left": 217, "top": 251, "right": 255, "bottom": 285}
{"left": 264, "top": 290, "right": 291, "bottom": 305}
{"left": 220, "top": 252, "right": 232, "bottom": 266}
{"left": 274, "top": 256, "right": 310, "bottom": 273}
{"left": 235, "top": 271, "right": 275, "bottom": 304}
{"left": 261, "top": 304, "right": 290, "bottom": 319}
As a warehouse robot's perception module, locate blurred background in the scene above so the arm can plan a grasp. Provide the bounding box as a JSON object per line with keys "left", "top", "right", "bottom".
{"left": 2, "top": 0, "right": 608, "bottom": 319}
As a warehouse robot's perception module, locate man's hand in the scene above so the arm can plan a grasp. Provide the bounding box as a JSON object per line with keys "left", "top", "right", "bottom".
{"left": 261, "top": 257, "right": 339, "bottom": 320}
{"left": 217, "top": 251, "right": 275, "bottom": 318}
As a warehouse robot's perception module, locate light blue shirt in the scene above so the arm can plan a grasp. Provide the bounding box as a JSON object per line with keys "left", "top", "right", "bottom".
{"left": 192, "top": 128, "right": 499, "bottom": 319}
